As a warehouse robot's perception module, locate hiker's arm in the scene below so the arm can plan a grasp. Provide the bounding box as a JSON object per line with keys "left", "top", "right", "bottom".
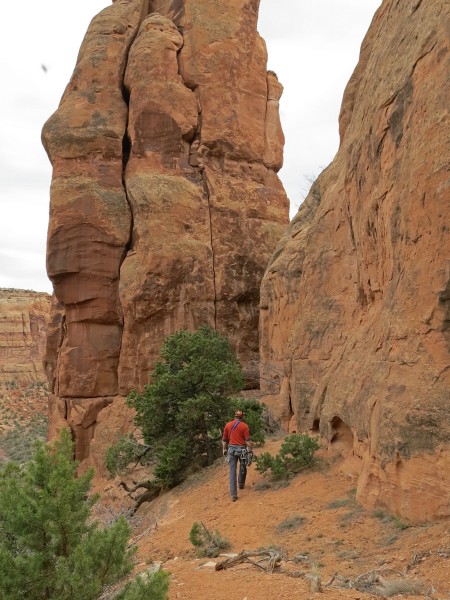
{"left": 245, "top": 438, "right": 253, "bottom": 450}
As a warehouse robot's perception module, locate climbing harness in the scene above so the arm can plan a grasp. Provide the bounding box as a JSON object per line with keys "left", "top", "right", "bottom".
{"left": 241, "top": 446, "right": 254, "bottom": 466}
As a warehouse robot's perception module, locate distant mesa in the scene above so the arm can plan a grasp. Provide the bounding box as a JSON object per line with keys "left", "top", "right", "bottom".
{"left": 0, "top": 288, "right": 51, "bottom": 385}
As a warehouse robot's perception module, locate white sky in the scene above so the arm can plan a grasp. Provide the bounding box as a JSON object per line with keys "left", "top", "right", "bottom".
{"left": 0, "top": 0, "right": 380, "bottom": 294}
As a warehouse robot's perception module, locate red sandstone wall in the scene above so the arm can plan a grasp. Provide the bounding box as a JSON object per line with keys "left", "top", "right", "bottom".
{"left": 260, "top": 0, "right": 450, "bottom": 522}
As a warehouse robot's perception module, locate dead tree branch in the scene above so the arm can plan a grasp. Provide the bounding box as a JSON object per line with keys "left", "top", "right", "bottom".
{"left": 118, "top": 480, "right": 161, "bottom": 513}
{"left": 214, "top": 549, "right": 437, "bottom": 597}
{"left": 324, "top": 568, "right": 429, "bottom": 597}
{"left": 215, "top": 548, "right": 283, "bottom": 573}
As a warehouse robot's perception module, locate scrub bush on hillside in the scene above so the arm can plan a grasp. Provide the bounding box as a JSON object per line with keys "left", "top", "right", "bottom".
{"left": 255, "top": 433, "right": 320, "bottom": 480}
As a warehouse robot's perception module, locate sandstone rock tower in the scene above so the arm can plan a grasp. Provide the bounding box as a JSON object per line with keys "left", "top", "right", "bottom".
{"left": 42, "top": 0, "right": 289, "bottom": 459}
{"left": 260, "top": 0, "right": 449, "bottom": 521}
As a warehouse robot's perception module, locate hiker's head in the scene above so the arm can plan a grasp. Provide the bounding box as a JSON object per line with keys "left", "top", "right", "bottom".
{"left": 235, "top": 409, "right": 244, "bottom": 419}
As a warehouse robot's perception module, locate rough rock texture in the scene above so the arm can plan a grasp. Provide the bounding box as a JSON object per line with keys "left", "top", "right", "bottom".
{"left": 260, "top": 0, "right": 450, "bottom": 522}
{"left": 42, "top": 0, "right": 288, "bottom": 461}
{"left": 0, "top": 289, "right": 51, "bottom": 384}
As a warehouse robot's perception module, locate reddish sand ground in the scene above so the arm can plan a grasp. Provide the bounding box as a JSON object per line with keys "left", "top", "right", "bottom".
{"left": 100, "top": 439, "right": 449, "bottom": 599}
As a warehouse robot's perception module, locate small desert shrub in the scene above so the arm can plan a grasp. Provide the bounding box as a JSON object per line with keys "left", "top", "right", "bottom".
{"left": 276, "top": 514, "right": 306, "bottom": 533}
{"left": 292, "top": 552, "right": 310, "bottom": 564}
{"left": 310, "top": 560, "right": 324, "bottom": 575}
{"left": 253, "top": 480, "right": 272, "bottom": 491}
{"left": 254, "top": 478, "right": 291, "bottom": 491}
{"left": 373, "top": 510, "right": 410, "bottom": 531}
{"left": 373, "top": 508, "right": 386, "bottom": 519}
{"left": 337, "top": 548, "right": 361, "bottom": 560}
{"left": 391, "top": 516, "right": 409, "bottom": 531}
{"left": 327, "top": 498, "right": 351, "bottom": 509}
{"left": 372, "top": 577, "right": 425, "bottom": 597}
{"left": 329, "top": 488, "right": 359, "bottom": 511}
{"left": 338, "top": 506, "right": 365, "bottom": 528}
{"left": 189, "top": 522, "right": 230, "bottom": 558}
{"left": 381, "top": 534, "right": 399, "bottom": 547}
{"left": 255, "top": 434, "right": 320, "bottom": 480}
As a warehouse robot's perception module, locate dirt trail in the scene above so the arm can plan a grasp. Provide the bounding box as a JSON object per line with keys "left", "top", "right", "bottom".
{"left": 105, "top": 439, "right": 449, "bottom": 599}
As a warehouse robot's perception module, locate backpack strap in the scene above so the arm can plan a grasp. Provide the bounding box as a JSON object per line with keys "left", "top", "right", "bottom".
{"left": 231, "top": 419, "right": 241, "bottom": 433}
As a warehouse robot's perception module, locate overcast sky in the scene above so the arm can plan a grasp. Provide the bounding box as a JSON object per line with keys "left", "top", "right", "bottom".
{"left": 0, "top": 0, "right": 380, "bottom": 294}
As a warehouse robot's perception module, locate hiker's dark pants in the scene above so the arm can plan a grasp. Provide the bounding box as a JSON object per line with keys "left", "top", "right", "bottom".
{"left": 228, "top": 445, "right": 247, "bottom": 497}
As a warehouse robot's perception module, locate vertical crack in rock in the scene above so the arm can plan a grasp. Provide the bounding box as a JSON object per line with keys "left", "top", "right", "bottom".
{"left": 117, "top": 12, "right": 206, "bottom": 389}
{"left": 287, "top": 390, "right": 294, "bottom": 431}
{"left": 116, "top": 6, "right": 154, "bottom": 367}
{"left": 175, "top": 37, "right": 218, "bottom": 329}
{"left": 201, "top": 170, "right": 218, "bottom": 329}
{"left": 121, "top": 83, "right": 134, "bottom": 256}
{"left": 347, "top": 203, "right": 367, "bottom": 306}
{"left": 119, "top": 0, "right": 152, "bottom": 251}
{"left": 54, "top": 314, "right": 66, "bottom": 397}
{"left": 117, "top": 4, "right": 155, "bottom": 266}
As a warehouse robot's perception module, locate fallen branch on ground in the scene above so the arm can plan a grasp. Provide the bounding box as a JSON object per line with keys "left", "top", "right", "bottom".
{"left": 408, "top": 547, "right": 450, "bottom": 569}
{"left": 324, "top": 568, "right": 429, "bottom": 597}
{"left": 215, "top": 552, "right": 432, "bottom": 596}
{"left": 215, "top": 548, "right": 283, "bottom": 573}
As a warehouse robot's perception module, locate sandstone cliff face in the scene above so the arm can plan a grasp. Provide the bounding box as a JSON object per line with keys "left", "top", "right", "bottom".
{"left": 0, "top": 289, "right": 51, "bottom": 384}
{"left": 260, "top": 0, "right": 450, "bottom": 522}
{"left": 42, "top": 0, "right": 288, "bottom": 460}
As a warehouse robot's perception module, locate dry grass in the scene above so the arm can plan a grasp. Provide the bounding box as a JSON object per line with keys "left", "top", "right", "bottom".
{"left": 276, "top": 514, "right": 306, "bottom": 533}
{"left": 372, "top": 576, "right": 427, "bottom": 597}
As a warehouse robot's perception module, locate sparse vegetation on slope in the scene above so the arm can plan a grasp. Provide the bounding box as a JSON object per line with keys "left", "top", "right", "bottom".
{"left": 108, "top": 437, "right": 449, "bottom": 598}
{"left": 0, "top": 381, "right": 48, "bottom": 464}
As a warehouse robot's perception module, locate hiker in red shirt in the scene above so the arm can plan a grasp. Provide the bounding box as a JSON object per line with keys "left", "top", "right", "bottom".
{"left": 222, "top": 409, "right": 253, "bottom": 502}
